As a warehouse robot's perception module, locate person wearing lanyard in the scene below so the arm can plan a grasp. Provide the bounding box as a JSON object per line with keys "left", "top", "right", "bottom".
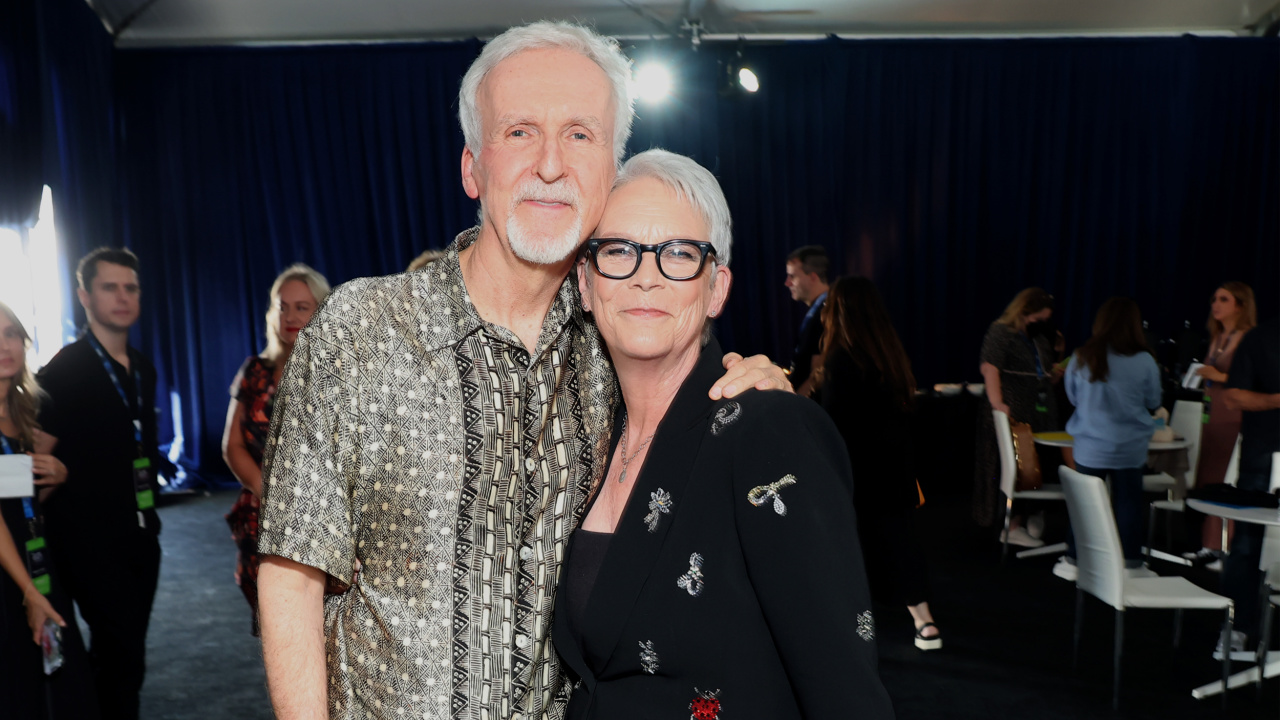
{"left": 37, "top": 247, "right": 161, "bottom": 720}
{"left": 782, "top": 245, "right": 831, "bottom": 397}
{"left": 1, "top": 300, "right": 101, "bottom": 719}
{"left": 974, "top": 287, "right": 1067, "bottom": 545}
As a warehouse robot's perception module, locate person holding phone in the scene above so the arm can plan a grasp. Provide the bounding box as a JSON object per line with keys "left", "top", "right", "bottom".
{"left": 0, "top": 301, "right": 97, "bottom": 719}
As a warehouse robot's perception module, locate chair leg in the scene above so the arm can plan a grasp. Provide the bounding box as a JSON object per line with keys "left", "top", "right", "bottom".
{"left": 1145, "top": 503, "right": 1157, "bottom": 564}
{"left": 1220, "top": 606, "right": 1233, "bottom": 712}
{"left": 1113, "top": 609, "right": 1124, "bottom": 711}
{"left": 1173, "top": 608, "right": 1183, "bottom": 649}
{"left": 1000, "top": 495, "right": 1014, "bottom": 565}
{"left": 1258, "top": 598, "right": 1273, "bottom": 701}
{"left": 1073, "top": 588, "right": 1084, "bottom": 671}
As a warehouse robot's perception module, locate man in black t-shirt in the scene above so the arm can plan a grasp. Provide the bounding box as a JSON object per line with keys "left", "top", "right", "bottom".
{"left": 38, "top": 247, "right": 162, "bottom": 720}
{"left": 1221, "top": 317, "right": 1280, "bottom": 649}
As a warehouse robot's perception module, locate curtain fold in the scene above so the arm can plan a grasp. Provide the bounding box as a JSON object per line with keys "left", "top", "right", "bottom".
{"left": 112, "top": 36, "right": 1278, "bottom": 477}
{"left": 0, "top": 0, "right": 43, "bottom": 228}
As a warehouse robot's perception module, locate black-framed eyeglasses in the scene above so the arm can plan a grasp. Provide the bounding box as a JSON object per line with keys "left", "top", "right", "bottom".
{"left": 585, "top": 239, "right": 717, "bottom": 281}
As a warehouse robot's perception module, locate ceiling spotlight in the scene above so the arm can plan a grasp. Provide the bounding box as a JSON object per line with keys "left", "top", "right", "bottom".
{"left": 634, "top": 63, "right": 673, "bottom": 103}
{"left": 737, "top": 67, "right": 760, "bottom": 93}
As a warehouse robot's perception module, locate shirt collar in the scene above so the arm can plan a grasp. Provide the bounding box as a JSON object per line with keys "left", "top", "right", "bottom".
{"left": 414, "top": 227, "right": 585, "bottom": 358}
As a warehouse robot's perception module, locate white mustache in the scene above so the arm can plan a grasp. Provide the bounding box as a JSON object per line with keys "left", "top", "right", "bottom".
{"left": 513, "top": 180, "right": 579, "bottom": 208}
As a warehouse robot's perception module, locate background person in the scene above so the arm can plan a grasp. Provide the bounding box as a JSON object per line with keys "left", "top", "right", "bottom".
{"left": 815, "top": 276, "right": 942, "bottom": 650}
{"left": 0, "top": 301, "right": 90, "bottom": 720}
{"left": 554, "top": 149, "right": 893, "bottom": 719}
{"left": 1054, "top": 298, "right": 1162, "bottom": 580}
{"left": 973, "top": 287, "right": 1065, "bottom": 545}
{"left": 1185, "top": 281, "right": 1255, "bottom": 567}
{"left": 1219, "top": 317, "right": 1279, "bottom": 653}
{"left": 222, "top": 264, "right": 329, "bottom": 635}
{"left": 37, "top": 247, "right": 163, "bottom": 720}
{"left": 782, "top": 245, "right": 830, "bottom": 397}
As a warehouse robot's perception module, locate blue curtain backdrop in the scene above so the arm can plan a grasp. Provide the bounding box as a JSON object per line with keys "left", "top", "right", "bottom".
{"left": 5, "top": 15, "right": 1276, "bottom": 479}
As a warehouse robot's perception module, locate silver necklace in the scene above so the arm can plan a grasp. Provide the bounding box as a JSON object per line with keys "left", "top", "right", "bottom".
{"left": 619, "top": 415, "right": 656, "bottom": 484}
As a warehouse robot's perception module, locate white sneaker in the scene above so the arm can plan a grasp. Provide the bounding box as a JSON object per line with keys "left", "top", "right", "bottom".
{"left": 1053, "top": 557, "right": 1078, "bottom": 581}
{"left": 1124, "top": 566, "right": 1158, "bottom": 579}
{"left": 1026, "top": 511, "right": 1046, "bottom": 540}
{"left": 1001, "top": 527, "right": 1045, "bottom": 548}
{"left": 1213, "top": 630, "right": 1247, "bottom": 660}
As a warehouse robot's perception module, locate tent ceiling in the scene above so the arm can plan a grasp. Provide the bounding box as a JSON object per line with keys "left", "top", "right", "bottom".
{"left": 87, "top": 0, "right": 1275, "bottom": 47}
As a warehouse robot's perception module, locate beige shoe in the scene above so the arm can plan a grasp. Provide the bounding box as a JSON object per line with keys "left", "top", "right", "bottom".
{"left": 1000, "top": 527, "right": 1044, "bottom": 548}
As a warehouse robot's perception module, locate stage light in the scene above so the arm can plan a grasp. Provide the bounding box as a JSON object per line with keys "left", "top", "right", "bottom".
{"left": 634, "top": 62, "right": 673, "bottom": 103}
{"left": 737, "top": 67, "right": 760, "bottom": 93}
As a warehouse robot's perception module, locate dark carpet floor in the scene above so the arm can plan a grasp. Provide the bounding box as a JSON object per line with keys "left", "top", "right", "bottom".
{"left": 135, "top": 489, "right": 1271, "bottom": 719}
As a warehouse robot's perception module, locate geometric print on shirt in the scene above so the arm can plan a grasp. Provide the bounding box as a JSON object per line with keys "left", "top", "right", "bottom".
{"left": 258, "top": 227, "right": 617, "bottom": 720}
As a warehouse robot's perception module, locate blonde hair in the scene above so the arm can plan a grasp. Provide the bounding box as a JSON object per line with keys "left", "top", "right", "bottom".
{"left": 996, "top": 287, "right": 1054, "bottom": 328}
{"left": 262, "top": 264, "right": 330, "bottom": 364}
{"left": 407, "top": 249, "right": 447, "bottom": 273}
{"left": 1206, "top": 281, "right": 1256, "bottom": 340}
{"left": 0, "top": 302, "right": 41, "bottom": 450}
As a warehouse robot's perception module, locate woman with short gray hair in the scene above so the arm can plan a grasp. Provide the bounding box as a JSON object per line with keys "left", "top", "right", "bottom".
{"left": 552, "top": 149, "right": 893, "bottom": 719}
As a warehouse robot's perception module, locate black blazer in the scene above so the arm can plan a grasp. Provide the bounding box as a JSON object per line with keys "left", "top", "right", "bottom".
{"left": 553, "top": 339, "right": 894, "bottom": 720}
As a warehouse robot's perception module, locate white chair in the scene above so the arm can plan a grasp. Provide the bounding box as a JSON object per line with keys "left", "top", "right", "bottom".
{"left": 993, "top": 409, "right": 1066, "bottom": 562}
{"left": 1061, "top": 466, "right": 1234, "bottom": 710}
{"left": 1146, "top": 433, "right": 1241, "bottom": 565}
{"left": 1250, "top": 453, "right": 1280, "bottom": 696}
{"left": 1142, "top": 399, "right": 1204, "bottom": 494}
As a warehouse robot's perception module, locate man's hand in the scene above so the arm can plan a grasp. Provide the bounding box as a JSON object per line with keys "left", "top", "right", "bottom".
{"left": 711, "top": 353, "right": 792, "bottom": 400}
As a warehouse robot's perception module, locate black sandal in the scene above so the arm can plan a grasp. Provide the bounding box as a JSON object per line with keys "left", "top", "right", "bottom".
{"left": 914, "top": 623, "right": 942, "bottom": 651}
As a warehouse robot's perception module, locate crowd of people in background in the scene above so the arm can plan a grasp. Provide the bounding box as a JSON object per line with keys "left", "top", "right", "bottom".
{"left": 1, "top": 18, "right": 1277, "bottom": 720}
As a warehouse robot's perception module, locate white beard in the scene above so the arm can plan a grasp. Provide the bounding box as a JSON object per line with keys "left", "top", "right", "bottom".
{"left": 504, "top": 179, "right": 583, "bottom": 265}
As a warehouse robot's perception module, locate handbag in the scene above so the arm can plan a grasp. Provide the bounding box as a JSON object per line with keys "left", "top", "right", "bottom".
{"left": 1008, "top": 419, "right": 1043, "bottom": 491}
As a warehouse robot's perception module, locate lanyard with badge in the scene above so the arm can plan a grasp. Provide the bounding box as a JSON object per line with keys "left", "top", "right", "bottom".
{"left": 86, "top": 333, "right": 155, "bottom": 527}
{"left": 0, "top": 435, "right": 52, "bottom": 595}
{"left": 1020, "top": 332, "right": 1050, "bottom": 415}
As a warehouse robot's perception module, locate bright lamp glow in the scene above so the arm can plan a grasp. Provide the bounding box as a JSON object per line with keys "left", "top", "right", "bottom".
{"left": 737, "top": 67, "right": 760, "bottom": 93}
{"left": 634, "top": 63, "right": 673, "bottom": 103}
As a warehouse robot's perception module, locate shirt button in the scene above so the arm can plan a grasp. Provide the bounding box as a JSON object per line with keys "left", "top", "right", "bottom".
{"left": 519, "top": 546, "right": 533, "bottom": 561}
{"left": 524, "top": 458, "right": 535, "bottom": 472}
{"left": 515, "top": 634, "right": 530, "bottom": 649}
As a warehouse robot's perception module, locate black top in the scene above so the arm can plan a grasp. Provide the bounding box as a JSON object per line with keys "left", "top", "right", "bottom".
{"left": 552, "top": 338, "right": 893, "bottom": 720}
{"left": 561, "top": 528, "right": 612, "bottom": 651}
{"left": 1225, "top": 318, "right": 1280, "bottom": 476}
{"left": 819, "top": 345, "right": 920, "bottom": 512}
{"left": 36, "top": 333, "right": 163, "bottom": 544}
{"left": 788, "top": 295, "right": 826, "bottom": 389}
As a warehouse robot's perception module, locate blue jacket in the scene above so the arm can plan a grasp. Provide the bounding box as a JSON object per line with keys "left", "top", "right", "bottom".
{"left": 1065, "top": 350, "right": 1162, "bottom": 468}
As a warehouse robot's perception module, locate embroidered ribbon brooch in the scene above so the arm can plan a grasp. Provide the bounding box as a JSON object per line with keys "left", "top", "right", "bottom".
{"left": 676, "top": 552, "right": 706, "bottom": 597}
{"left": 748, "top": 474, "right": 797, "bottom": 516}
{"left": 644, "top": 488, "right": 673, "bottom": 532}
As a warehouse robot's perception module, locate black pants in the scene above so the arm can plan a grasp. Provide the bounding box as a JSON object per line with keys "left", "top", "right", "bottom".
{"left": 1222, "top": 470, "right": 1269, "bottom": 640}
{"left": 54, "top": 529, "right": 161, "bottom": 720}
{"left": 856, "top": 504, "right": 931, "bottom": 607}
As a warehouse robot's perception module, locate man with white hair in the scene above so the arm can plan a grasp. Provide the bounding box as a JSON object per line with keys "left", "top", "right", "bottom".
{"left": 256, "top": 21, "right": 787, "bottom": 720}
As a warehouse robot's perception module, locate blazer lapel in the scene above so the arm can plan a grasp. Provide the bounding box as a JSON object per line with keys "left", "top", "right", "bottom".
{"left": 578, "top": 339, "right": 726, "bottom": 672}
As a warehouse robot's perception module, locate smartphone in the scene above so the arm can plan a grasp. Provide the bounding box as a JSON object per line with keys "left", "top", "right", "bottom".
{"left": 41, "top": 619, "right": 63, "bottom": 675}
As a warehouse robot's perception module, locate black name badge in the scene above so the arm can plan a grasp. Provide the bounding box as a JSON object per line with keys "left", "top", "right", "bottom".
{"left": 133, "top": 457, "right": 155, "bottom": 511}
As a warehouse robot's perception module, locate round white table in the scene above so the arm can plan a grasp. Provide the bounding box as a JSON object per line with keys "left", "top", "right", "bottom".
{"left": 1032, "top": 432, "right": 1189, "bottom": 451}
{"left": 1186, "top": 498, "right": 1280, "bottom": 526}
{"left": 1188, "top": 499, "right": 1280, "bottom": 700}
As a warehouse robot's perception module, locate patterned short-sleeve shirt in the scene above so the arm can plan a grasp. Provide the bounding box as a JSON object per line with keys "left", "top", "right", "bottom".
{"left": 259, "top": 228, "right": 618, "bottom": 720}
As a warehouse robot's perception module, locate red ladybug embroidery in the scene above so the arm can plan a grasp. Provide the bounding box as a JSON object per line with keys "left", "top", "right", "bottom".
{"left": 689, "top": 688, "right": 722, "bottom": 720}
